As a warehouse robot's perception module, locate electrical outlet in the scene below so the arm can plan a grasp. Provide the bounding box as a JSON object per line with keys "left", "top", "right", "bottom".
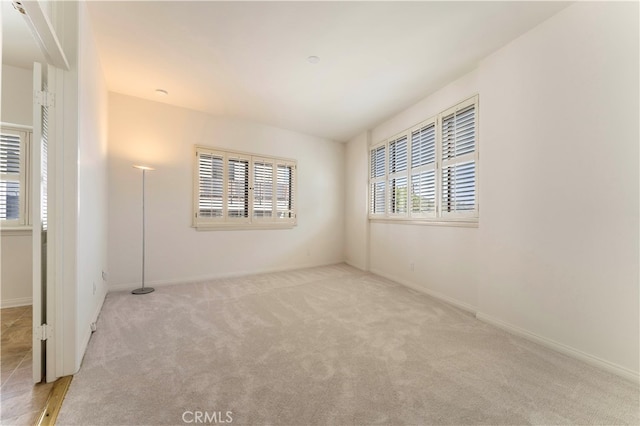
{"left": 102, "top": 270, "right": 108, "bottom": 281}
{"left": 410, "top": 262, "right": 415, "bottom": 272}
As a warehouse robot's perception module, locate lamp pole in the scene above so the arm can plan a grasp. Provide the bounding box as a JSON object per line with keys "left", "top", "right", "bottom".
{"left": 132, "top": 165, "right": 155, "bottom": 295}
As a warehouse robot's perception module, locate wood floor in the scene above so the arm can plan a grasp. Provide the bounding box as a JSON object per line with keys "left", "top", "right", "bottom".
{"left": 1, "top": 305, "right": 52, "bottom": 425}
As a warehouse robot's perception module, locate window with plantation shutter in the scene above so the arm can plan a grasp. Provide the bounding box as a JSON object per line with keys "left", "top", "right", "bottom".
{"left": 1, "top": 128, "right": 30, "bottom": 226}
{"left": 368, "top": 95, "right": 478, "bottom": 224}
{"left": 194, "top": 146, "right": 296, "bottom": 229}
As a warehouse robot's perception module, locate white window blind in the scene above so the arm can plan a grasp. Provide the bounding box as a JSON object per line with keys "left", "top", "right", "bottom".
{"left": 198, "top": 152, "right": 224, "bottom": 218}
{"left": 0, "top": 128, "right": 29, "bottom": 226}
{"left": 253, "top": 161, "right": 273, "bottom": 218}
{"left": 227, "top": 156, "right": 249, "bottom": 219}
{"left": 410, "top": 121, "right": 436, "bottom": 216}
{"left": 441, "top": 101, "right": 476, "bottom": 215}
{"left": 276, "top": 164, "right": 294, "bottom": 219}
{"left": 368, "top": 95, "right": 478, "bottom": 223}
{"left": 388, "top": 135, "right": 408, "bottom": 214}
{"left": 369, "top": 145, "right": 386, "bottom": 214}
{"left": 194, "top": 146, "right": 296, "bottom": 229}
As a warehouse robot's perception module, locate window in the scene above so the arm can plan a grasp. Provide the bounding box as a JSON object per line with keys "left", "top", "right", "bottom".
{"left": 194, "top": 146, "right": 296, "bottom": 229}
{"left": 1, "top": 127, "right": 31, "bottom": 227}
{"left": 368, "top": 95, "right": 478, "bottom": 223}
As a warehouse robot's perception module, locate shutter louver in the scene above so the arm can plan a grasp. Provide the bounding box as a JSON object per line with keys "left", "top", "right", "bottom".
{"left": 411, "top": 170, "right": 435, "bottom": 213}
{"left": 388, "top": 136, "right": 408, "bottom": 214}
{"left": 370, "top": 145, "right": 385, "bottom": 179}
{"left": 442, "top": 105, "right": 475, "bottom": 159}
{"left": 253, "top": 161, "right": 273, "bottom": 218}
{"left": 277, "top": 164, "right": 294, "bottom": 219}
{"left": 411, "top": 123, "right": 435, "bottom": 168}
{"left": 228, "top": 157, "right": 249, "bottom": 218}
{"left": 369, "top": 145, "right": 386, "bottom": 214}
{"left": 198, "top": 153, "right": 224, "bottom": 218}
{"left": 390, "top": 176, "right": 408, "bottom": 213}
{"left": 410, "top": 122, "right": 436, "bottom": 215}
{"left": 0, "top": 133, "right": 21, "bottom": 174}
{"left": 442, "top": 161, "right": 475, "bottom": 212}
{"left": 371, "top": 181, "right": 385, "bottom": 214}
{"left": 41, "top": 103, "right": 48, "bottom": 230}
{"left": 441, "top": 102, "right": 477, "bottom": 215}
{"left": 389, "top": 136, "right": 408, "bottom": 174}
{"left": 0, "top": 132, "right": 22, "bottom": 222}
{"left": 0, "top": 181, "right": 20, "bottom": 220}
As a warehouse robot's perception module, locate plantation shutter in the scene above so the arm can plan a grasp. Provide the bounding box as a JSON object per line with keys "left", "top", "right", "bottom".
{"left": 388, "top": 135, "right": 408, "bottom": 214}
{"left": 369, "top": 145, "right": 386, "bottom": 215}
{"left": 194, "top": 146, "right": 296, "bottom": 228}
{"left": 198, "top": 151, "right": 224, "bottom": 219}
{"left": 0, "top": 130, "right": 25, "bottom": 224}
{"left": 227, "top": 155, "right": 249, "bottom": 219}
{"left": 441, "top": 100, "right": 477, "bottom": 215}
{"left": 276, "top": 163, "right": 295, "bottom": 221}
{"left": 410, "top": 121, "right": 436, "bottom": 216}
{"left": 253, "top": 160, "right": 274, "bottom": 218}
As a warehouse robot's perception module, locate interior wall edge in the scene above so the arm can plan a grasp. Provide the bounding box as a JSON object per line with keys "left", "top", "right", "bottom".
{"left": 344, "top": 259, "right": 366, "bottom": 272}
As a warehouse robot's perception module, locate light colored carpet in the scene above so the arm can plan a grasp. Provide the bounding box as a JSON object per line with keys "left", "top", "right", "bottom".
{"left": 57, "top": 264, "right": 638, "bottom": 425}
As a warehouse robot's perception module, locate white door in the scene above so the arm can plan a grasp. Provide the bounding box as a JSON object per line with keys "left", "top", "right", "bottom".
{"left": 32, "top": 62, "right": 56, "bottom": 383}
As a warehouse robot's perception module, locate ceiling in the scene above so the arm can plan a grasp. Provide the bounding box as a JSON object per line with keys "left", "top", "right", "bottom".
{"left": 3, "top": 1, "right": 569, "bottom": 142}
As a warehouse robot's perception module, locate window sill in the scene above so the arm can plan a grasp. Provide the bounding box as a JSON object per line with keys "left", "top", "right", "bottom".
{"left": 1, "top": 226, "right": 33, "bottom": 236}
{"left": 194, "top": 222, "right": 297, "bottom": 231}
{"left": 369, "top": 218, "right": 478, "bottom": 228}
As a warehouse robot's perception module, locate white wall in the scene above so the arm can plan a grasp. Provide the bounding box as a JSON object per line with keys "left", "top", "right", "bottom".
{"left": 1, "top": 65, "right": 34, "bottom": 307}
{"left": 1, "top": 233, "right": 32, "bottom": 307}
{"left": 345, "top": 2, "right": 639, "bottom": 379}
{"left": 344, "top": 132, "right": 368, "bottom": 271}
{"left": 1, "top": 64, "right": 32, "bottom": 126}
{"left": 108, "top": 93, "right": 345, "bottom": 288}
{"left": 475, "top": 1, "right": 638, "bottom": 377}
{"left": 76, "top": 1, "right": 109, "bottom": 367}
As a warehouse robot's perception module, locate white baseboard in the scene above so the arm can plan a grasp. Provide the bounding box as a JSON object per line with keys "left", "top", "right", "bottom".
{"left": 108, "top": 260, "right": 345, "bottom": 293}
{"left": 1, "top": 297, "right": 33, "bottom": 308}
{"left": 369, "top": 268, "right": 477, "bottom": 315}
{"left": 368, "top": 268, "right": 639, "bottom": 384}
{"left": 476, "top": 312, "right": 640, "bottom": 384}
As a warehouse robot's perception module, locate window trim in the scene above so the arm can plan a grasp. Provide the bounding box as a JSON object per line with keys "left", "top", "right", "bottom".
{"left": 368, "top": 95, "right": 479, "bottom": 225}
{"left": 193, "top": 145, "right": 297, "bottom": 230}
{"left": 0, "top": 125, "right": 32, "bottom": 228}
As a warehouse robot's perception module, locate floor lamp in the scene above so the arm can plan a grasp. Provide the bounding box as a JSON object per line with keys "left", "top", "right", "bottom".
{"left": 132, "top": 165, "right": 155, "bottom": 295}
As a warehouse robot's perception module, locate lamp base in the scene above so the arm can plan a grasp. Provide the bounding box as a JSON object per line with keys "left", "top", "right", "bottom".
{"left": 131, "top": 287, "right": 155, "bottom": 295}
